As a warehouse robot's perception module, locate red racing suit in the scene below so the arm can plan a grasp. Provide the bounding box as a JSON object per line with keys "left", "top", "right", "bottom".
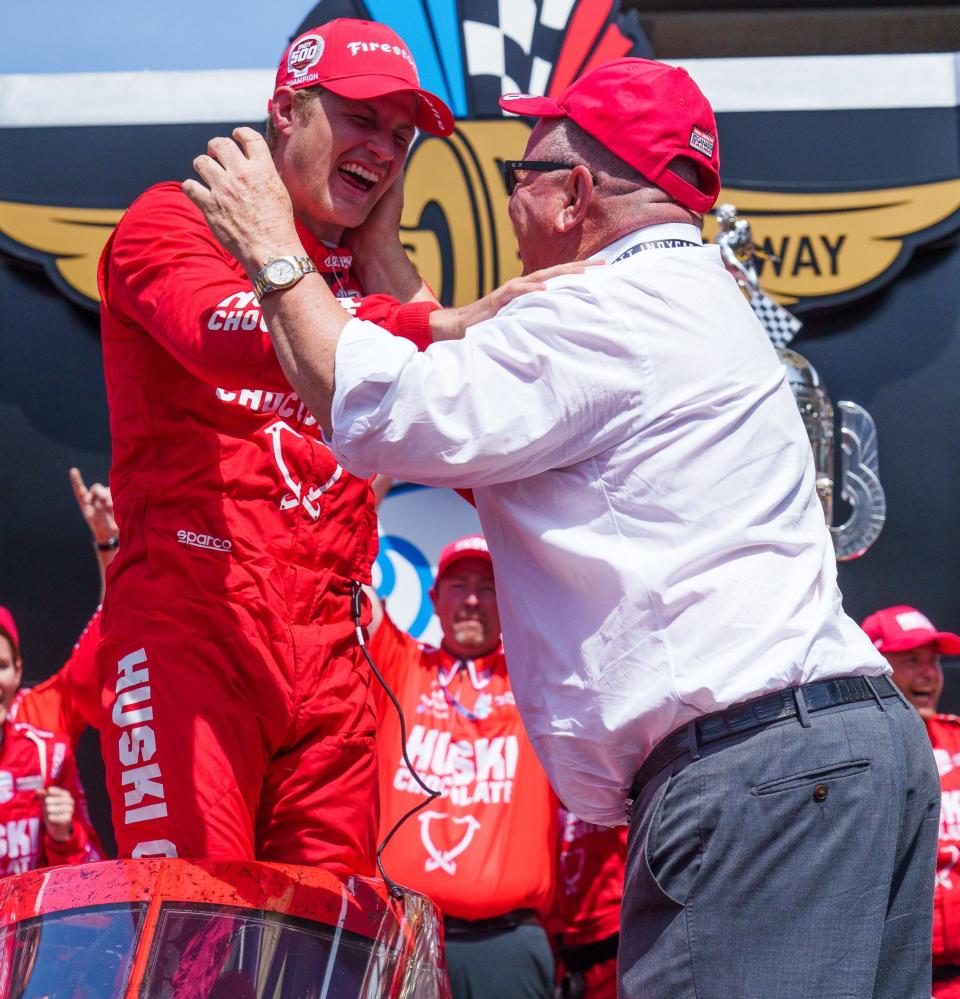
{"left": 10, "top": 609, "right": 102, "bottom": 747}
{"left": 550, "top": 809, "right": 627, "bottom": 999}
{"left": 96, "top": 182, "right": 438, "bottom": 870}
{"left": 929, "top": 714, "right": 960, "bottom": 997}
{"left": 0, "top": 720, "right": 102, "bottom": 875}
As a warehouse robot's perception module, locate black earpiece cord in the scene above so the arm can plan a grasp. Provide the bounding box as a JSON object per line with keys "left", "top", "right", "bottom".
{"left": 351, "top": 582, "right": 442, "bottom": 899}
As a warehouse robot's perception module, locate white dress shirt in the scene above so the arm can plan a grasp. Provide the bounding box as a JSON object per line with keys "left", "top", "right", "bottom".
{"left": 331, "top": 223, "right": 889, "bottom": 826}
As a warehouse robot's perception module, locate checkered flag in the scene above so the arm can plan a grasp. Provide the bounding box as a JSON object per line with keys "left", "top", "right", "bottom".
{"left": 460, "top": 0, "right": 652, "bottom": 114}
{"left": 748, "top": 288, "right": 803, "bottom": 349}
{"left": 462, "top": 0, "right": 560, "bottom": 107}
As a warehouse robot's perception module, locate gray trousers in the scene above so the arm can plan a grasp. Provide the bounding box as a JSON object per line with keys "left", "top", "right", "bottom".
{"left": 445, "top": 922, "right": 554, "bottom": 999}
{"left": 620, "top": 691, "right": 940, "bottom": 999}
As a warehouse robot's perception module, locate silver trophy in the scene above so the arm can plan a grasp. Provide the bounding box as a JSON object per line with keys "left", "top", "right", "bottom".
{"left": 716, "top": 203, "right": 804, "bottom": 350}
{"left": 716, "top": 205, "right": 886, "bottom": 561}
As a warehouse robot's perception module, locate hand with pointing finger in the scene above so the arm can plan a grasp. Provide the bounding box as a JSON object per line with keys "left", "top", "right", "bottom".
{"left": 69, "top": 467, "right": 116, "bottom": 547}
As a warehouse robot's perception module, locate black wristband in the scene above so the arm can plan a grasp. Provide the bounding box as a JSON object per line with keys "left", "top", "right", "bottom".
{"left": 95, "top": 536, "right": 120, "bottom": 552}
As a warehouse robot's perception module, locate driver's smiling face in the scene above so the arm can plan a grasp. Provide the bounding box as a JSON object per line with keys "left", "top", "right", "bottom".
{"left": 885, "top": 641, "right": 943, "bottom": 718}
{"left": 279, "top": 87, "right": 417, "bottom": 241}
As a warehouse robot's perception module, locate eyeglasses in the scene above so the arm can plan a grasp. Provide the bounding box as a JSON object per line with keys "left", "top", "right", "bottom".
{"left": 501, "top": 159, "right": 598, "bottom": 196}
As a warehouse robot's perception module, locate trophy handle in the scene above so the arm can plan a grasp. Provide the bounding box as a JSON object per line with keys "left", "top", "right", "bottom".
{"left": 830, "top": 401, "right": 886, "bottom": 561}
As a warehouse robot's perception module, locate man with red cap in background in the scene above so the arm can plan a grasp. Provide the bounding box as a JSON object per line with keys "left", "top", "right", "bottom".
{"left": 96, "top": 17, "right": 561, "bottom": 870}
{"left": 0, "top": 606, "right": 101, "bottom": 874}
{"left": 369, "top": 535, "right": 558, "bottom": 999}
{"left": 862, "top": 606, "right": 960, "bottom": 998}
{"left": 188, "top": 55, "right": 940, "bottom": 999}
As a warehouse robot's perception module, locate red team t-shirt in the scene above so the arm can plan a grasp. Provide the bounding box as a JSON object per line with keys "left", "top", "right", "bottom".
{"left": 555, "top": 809, "right": 627, "bottom": 948}
{"left": 929, "top": 714, "right": 960, "bottom": 997}
{"left": 370, "top": 612, "right": 558, "bottom": 920}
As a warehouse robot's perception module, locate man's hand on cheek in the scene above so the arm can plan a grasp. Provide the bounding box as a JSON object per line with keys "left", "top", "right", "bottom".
{"left": 183, "top": 127, "right": 302, "bottom": 273}
{"left": 344, "top": 172, "right": 405, "bottom": 252}
{"left": 343, "top": 172, "right": 428, "bottom": 302}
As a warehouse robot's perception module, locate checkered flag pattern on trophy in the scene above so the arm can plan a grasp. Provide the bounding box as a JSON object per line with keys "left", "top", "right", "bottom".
{"left": 714, "top": 204, "right": 803, "bottom": 349}
{"left": 747, "top": 288, "right": 804, "bottom": 349}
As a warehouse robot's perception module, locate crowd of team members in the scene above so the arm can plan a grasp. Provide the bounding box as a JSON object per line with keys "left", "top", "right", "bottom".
{"left": 0, "top": 473, "right": 626, "bottom": 996}
{"left": 4, "top": 471, "right": 960, "bottom": 997}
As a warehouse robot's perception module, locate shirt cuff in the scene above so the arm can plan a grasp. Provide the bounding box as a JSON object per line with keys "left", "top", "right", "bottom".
{"left": 393, "top": 301, "right": 439, "bottom": 351}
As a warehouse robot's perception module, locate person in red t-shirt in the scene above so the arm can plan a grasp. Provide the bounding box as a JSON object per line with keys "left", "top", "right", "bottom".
{"left": 552, "top": 808, "right": 627, "bottom": 999}
{"left": 0, "top": 607, "right": 102, "bottom": 873}
{"left": 862, "top": 605, "right": 960, "bottom": 999}
{"left": 369, "top": 534, "right": 558, "bottom": 999}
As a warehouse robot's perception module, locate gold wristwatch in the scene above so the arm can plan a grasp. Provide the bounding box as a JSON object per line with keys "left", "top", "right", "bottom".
{"left": 253, "top": 255, "right": 317, "bottom": 298}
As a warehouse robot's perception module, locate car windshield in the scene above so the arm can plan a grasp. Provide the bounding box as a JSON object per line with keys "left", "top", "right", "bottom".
{"left": 139, "top": 903, "right": 383, "bottom": 998}
{"left": 0, "top": 902, "right": 146, "bottom": 998}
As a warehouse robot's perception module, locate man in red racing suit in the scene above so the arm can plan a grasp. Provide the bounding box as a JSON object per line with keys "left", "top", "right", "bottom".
{"left": 94, "top": 19, "right": 458, "bottom": 869}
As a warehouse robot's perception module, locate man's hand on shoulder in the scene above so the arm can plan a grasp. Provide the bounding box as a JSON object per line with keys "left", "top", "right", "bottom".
{"left": 429, "top": 259, "right": 604, "bottom": 342}
{"left": 183, "top": 127, "right": 302, "bottom": 275}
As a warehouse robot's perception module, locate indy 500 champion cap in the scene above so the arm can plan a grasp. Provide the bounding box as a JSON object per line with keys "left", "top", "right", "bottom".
{"left": 273, "top": 19, "right": 454, "bottom": 137}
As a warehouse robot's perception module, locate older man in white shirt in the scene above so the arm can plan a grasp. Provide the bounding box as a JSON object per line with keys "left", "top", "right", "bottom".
{"left": 186, "top": 56, "right": 939, "bottom": 999}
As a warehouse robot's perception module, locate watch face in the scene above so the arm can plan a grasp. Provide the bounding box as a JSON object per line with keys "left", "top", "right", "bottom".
{"left": 266, "top": 258, "right": 297, "bottom": 287}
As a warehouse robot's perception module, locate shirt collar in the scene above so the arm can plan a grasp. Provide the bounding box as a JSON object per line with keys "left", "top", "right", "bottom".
{"left": 596, "top": 223, "right": 704, "bottom": 264}
{"left": 294, "top": 220, "right": 353, "bottom": 275}
{"left": 437, "top": 645, "right": 503, "bottom": 690}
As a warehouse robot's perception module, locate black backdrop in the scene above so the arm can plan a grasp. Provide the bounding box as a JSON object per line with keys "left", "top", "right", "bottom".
{"left": 2, "top": 94, "right": 959, "bottom": 850}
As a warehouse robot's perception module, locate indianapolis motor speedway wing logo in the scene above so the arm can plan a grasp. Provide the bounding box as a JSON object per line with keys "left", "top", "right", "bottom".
{"left": 1, "top": 0, "right": 959, "bottom": 313}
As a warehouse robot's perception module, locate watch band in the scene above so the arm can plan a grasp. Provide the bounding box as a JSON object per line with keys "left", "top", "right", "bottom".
{"left": 253, "top": 255, "right": 318, "bottom": 299}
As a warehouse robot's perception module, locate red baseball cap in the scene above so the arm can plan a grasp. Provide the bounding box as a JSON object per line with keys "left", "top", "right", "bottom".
{"left": 436, "top": 535, "right": 493, "bottom": 582}
{"left": 273, "top": 19, "right": 454, "bottom": 137}
{"left": 861, "top": 605, "right": 960, "bottom": 656}
{"left": 499, "top": 58, "right": 721, "bottom": 214}
{"left": 0, "top": 606, "right": 19, "bottom": 658}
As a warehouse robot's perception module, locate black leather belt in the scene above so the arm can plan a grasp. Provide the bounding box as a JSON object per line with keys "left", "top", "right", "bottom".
{"left": 630, "top": 674, "right": 901, "bottom": 802}
{"left": 443, "top": 908, "right": 540, "bottom": 938}
{"left": 559, "top": 932, "right": 619, "bottom": 973}
{"left": 933, "top": 963, "right": 960, "bottom": 983}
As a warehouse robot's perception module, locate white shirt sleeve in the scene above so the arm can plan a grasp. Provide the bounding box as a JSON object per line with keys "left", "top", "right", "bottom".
{"left": 330, "top": 279, "right": 647, "bottom": 486}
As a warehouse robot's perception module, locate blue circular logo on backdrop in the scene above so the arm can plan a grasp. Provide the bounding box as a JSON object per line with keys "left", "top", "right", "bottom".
{"left": 375, "top": 534, "right": 435, "bottom": 639}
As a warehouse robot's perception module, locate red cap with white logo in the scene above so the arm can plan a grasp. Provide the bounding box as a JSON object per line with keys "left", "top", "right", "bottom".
{"left": 0, "top": 606, "right": 19, "bottom": 657}
{"left": 861, "top": 605, "right": 960, "bottom": 656}
{"left": 499, "top": 57, "right": 720, "bottom": 214}
{"left": 436, "top": 535, "right": 492, "bottom": 582}
{"left": 273, "top": 19, "right": 454, "bottom": 137}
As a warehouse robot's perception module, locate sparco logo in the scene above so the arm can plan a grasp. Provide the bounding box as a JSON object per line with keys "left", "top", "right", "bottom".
{"left": 177, "top": 530, "right": 232, "bottom": 552}
{"left": 288, "top": 35, "right": 324, "bottom": 78}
